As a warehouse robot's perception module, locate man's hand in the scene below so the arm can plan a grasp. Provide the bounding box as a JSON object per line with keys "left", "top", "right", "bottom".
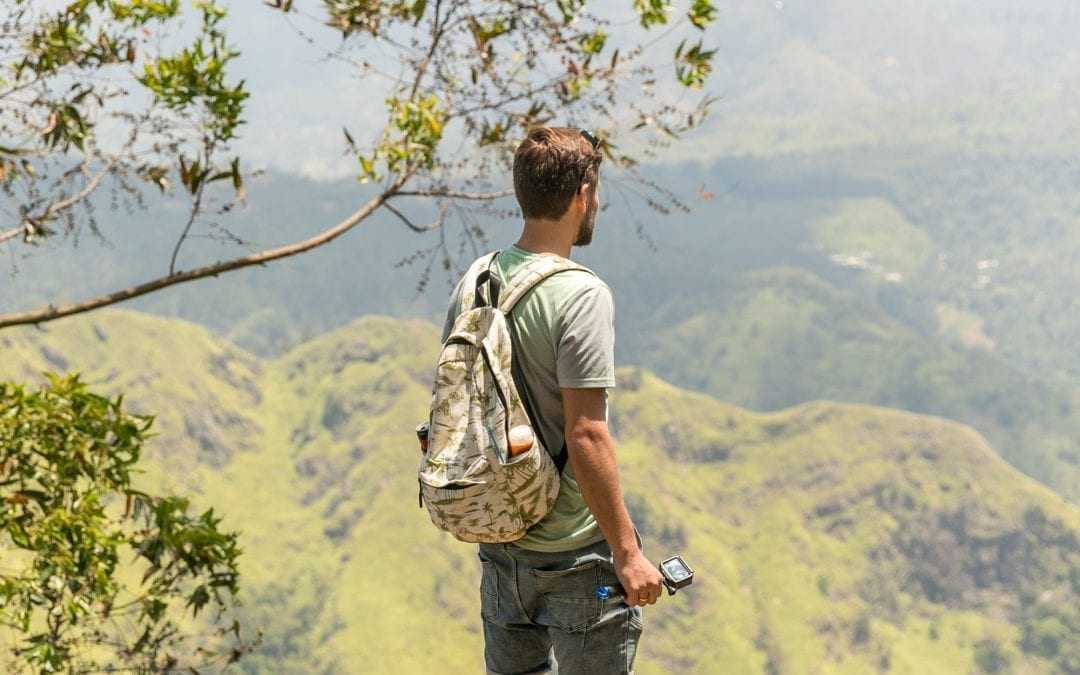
{"left": 615, "top": 549, "right": 664, "bottom": 607}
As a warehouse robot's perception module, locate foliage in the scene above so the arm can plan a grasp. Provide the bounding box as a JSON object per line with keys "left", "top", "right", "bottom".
{"left": 136, "top": 1, "right": 246, "bottom": 144}
{"left": 1018, "top": 596, "right": 1080, "bottom": 674}
{"left": 0, "top": 373, "right": 250, "bottom": 673}
{"left": 674, "top": 39, "right": 715, "bottom": 90}
{"left": 0, "top": 0, "right": 717, "bottom": 329}
{"left": 358, "top": 95, "right": 448, "bottom": 182}
{"left": 320, "top": 0, "right": 719, "bottom": 182}
{"left": 1, "top": 0, "right": 247, "bottom": 240}
{"left": 972, "top": 640, "right": 1012, "bottom": 674}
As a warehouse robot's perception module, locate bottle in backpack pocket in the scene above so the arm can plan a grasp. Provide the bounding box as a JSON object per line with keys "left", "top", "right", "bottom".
{"left": 508, "top": 425, "right": 534, "bottom": 457}
{"left": 416, "top": 422, "right": 429, "bottom": 453}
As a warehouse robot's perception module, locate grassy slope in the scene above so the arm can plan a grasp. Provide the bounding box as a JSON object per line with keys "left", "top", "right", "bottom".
{"left": 809, "top": 197, "right": 935, "bottom": 280}
{"left": 2, "top": 311, "right": 1078, "bottom": 673}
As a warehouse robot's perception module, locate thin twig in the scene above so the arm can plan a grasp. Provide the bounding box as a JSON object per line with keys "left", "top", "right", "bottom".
{"left": 0, "top": 224, "right": 22, "bottom": 245}
{"left": 1, "top": 157, "right": 118, "bottom": 244}
{"left": 168, "top": 182, "right": 205, "bottom": 276}
{"left": 384, "top": 200, "right": 449, "bottom": 233}
{"left": 409, "top": 0, "right": 445, "bottom": 100}
{"left": 0, "top": 168, "right": 416, "bottom": 330}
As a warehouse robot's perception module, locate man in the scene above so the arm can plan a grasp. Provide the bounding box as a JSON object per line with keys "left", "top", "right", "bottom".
{"left": 440, "top": 127, "right": 663, "bottom": 674}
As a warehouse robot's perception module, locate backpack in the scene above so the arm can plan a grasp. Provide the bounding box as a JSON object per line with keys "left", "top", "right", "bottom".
{"left": 418, "top": 250, "right": 593, "bottom": 543}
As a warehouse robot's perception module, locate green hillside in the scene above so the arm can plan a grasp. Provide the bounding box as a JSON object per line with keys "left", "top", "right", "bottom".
{"left": 638, "top": 267, "right": 1080, "bottom": 505}
{"left": 2, "top": 310, "right": 1078, "bottom": 673}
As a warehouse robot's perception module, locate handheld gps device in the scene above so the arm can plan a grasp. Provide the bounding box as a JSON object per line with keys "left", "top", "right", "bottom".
{"left": 658, "top": 555, "right": 694, "bottom": 595}
{"left": 594, "top": 555, "right": 696, "bottom": 601}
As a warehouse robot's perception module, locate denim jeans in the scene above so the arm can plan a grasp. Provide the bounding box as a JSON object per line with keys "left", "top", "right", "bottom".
{"left": 478, "top": 537, "right": 643, "bottom": 675}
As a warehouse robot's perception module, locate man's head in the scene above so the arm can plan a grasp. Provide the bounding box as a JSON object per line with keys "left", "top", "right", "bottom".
{"left": 513, "top": 127, "right": 602, "bottom": 246}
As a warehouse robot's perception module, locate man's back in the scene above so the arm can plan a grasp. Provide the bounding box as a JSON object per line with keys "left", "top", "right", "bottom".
{"left": 441, "top": 245, "right": 616, "bottom": 551}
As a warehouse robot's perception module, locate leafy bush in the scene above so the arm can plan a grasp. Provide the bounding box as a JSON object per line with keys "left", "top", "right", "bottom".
{"left": 0, "top": 373, "right": 253, "bottom": 672}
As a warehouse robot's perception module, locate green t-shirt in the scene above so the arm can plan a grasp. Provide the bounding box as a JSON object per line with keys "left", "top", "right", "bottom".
{"left": 441, "top": 245, "right": 616, "bottom": 552}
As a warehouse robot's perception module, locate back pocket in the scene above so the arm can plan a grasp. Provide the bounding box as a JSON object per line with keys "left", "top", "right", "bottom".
{"left": 531, "top": 559, "right": 618, "bottom": 633}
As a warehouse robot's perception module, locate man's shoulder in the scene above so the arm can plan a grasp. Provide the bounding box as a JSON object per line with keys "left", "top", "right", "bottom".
{"left": 496, "top": 251, "right": 605, "bottom": 295}
{"left": 545, "top": 265, "right": 611, "bottom": 302}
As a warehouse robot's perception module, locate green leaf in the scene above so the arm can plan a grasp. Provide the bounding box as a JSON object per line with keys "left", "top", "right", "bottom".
{"left": 579, "top": 30, "right": 607, "bottom": 55}
{"left": 687, "top": 0, "right": 717, "bottom": 29}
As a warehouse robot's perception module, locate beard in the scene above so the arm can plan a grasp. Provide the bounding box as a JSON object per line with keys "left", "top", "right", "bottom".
{"left": 573, "top": 195, "right": 598, "bottom": 246}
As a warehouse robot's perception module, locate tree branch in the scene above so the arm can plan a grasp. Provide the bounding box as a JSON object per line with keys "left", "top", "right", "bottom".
{"left": 392, "top": 188, "right": 513, "bottom": 200}
{"left": 450, "top": 74, "right": 564, "bottom": 118}
{"left": 409, "top": 0, "right": 445, "bottom": 100}
{"left": 0, "top": 170, "right": 415, "bottom": 330}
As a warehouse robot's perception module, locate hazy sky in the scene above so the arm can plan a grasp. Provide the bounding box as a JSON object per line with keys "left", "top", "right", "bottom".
{"left": 221, "top": 4, "right": 387, "bottom": 180}
{"left": 220, "top": 1, "right": 1080, "bottom": 180}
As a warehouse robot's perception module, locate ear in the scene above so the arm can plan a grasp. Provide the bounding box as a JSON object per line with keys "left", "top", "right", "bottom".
{"left": 578, "top": 181, "right": 591, "bottom": 205}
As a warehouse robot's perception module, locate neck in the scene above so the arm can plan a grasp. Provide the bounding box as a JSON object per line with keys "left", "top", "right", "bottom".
{"left": 515, "top": 218, "right": 575, "bottom": 258}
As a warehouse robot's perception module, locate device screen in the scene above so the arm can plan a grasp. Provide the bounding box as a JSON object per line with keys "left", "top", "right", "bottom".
{"left": 662, "top": 558, "right": 691, "bottom": 582}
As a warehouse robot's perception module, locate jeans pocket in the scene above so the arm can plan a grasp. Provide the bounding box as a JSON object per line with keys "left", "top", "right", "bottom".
{"left": 532, "top": 559, "right": 618, "bottom": 633}
{"left": 480, "top": 559, "right": 498, "bottom": 621}
{"left": 544, "top": 595, "right": 601, "bottom": 633}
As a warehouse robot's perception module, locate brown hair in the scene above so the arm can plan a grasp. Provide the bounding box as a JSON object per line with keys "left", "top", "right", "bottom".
{"left": 512, "top": 127, "right": 602, "bottom": 220}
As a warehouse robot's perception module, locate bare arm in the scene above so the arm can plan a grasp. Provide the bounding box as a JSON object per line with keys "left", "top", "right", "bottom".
{"left": 562, "top": 387, "right": 663, "bottom": 607}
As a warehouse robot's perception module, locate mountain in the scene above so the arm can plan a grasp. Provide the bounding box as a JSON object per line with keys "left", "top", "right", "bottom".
{"left": 691, "top": 1, "right": 1080, "bottom": 158}
{"left": 2, "top": 310, "right": 1078, "bottom": 673}
{"left": 637, "top": 266, "right": 1080, "bottom": 503}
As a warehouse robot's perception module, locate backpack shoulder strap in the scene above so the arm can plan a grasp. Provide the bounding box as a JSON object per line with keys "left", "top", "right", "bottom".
{"left": 497, "top": 256, "right": 593, "bottom": 315}
{"left": 498, "top": 255, "right": 593, "bottom": 475}
{"left": 458, "top": 251, "right": 501, "bottom": 315}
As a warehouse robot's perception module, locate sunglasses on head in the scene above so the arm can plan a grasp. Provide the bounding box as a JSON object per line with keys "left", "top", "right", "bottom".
{"left": 580, "top": 129, "right": 600, "bottom": 150}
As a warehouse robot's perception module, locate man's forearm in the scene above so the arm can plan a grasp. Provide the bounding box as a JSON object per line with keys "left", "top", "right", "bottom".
{"left": 562, "top": 390, "right": 664, "bottom": 606}
{"left": 566, "top": 422, "right": 639, "bottom": 560}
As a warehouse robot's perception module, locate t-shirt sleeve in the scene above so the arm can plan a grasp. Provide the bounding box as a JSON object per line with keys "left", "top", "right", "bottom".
{"left": 555, "top": 281, "right": 616, "bottom": 389}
